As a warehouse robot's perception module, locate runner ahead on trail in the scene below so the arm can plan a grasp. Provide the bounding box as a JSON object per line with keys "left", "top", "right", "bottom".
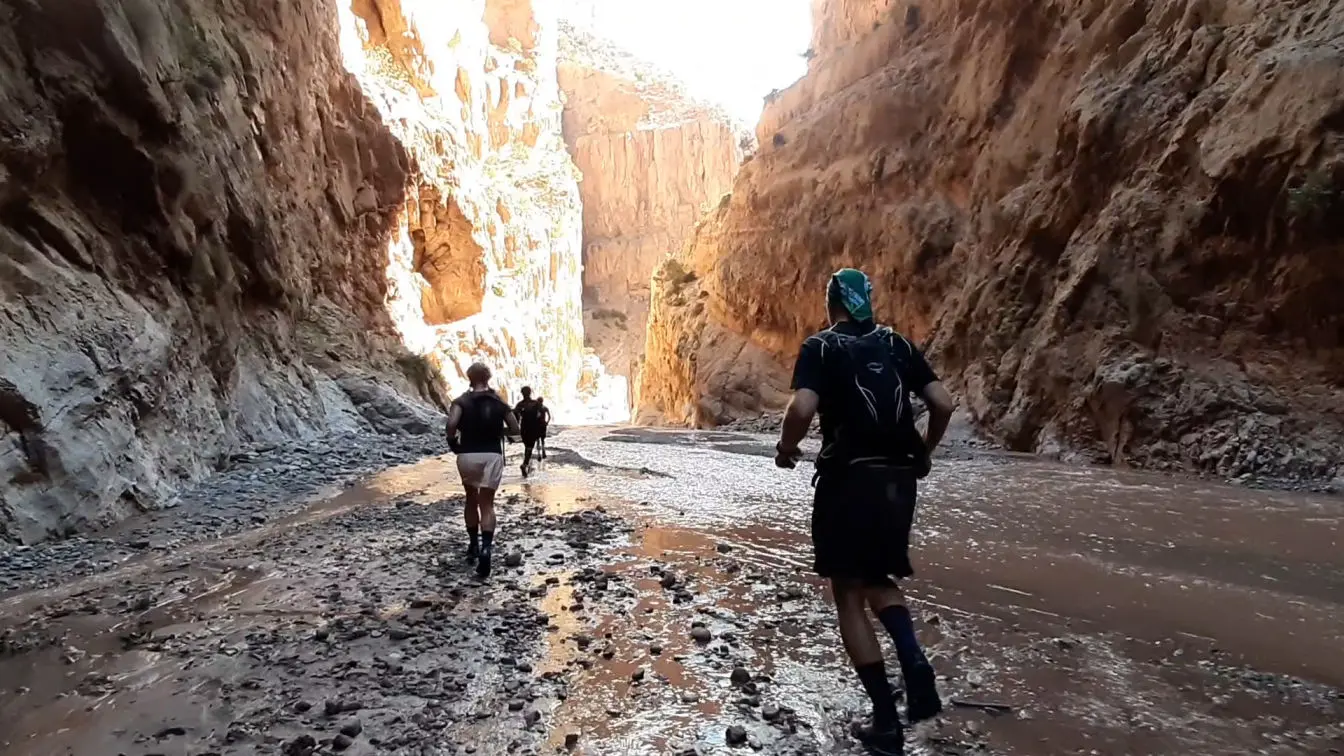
{"left": 773, "top": 268, "right": 955, "bottom": 755}
{"left": 513, "top": 387, "right": 547, "bottom": 476}
{"left": 447, "top": 362, "right": 520, "bottom": 578}
{"left": 535, "top": 396, "right": 551, "bottom": 460}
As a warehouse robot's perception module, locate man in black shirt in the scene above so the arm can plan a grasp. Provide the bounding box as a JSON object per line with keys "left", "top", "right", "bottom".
{"left": 534, "top": 397, "right": 552, "bottom": 459}
{"left": 774, "top": 269, "right": 955, "bottom": 754}
{"left": 447, "top": 362, "right": 521, "bottom": 578}
{"left": 513, "top": 386, "right": 545, "bottom": 476}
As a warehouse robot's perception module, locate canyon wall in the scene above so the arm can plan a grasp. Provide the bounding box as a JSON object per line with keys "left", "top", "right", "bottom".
{"left": 0, "top": 0, "right": 613, "bottom": 544}
{"left": 641, "top": 0, "right": 1344, "bottom": 481}
{"left": 341, "top": 0, "right": 619, "bottom": 416}
{"left": 556, "top": 23, "right": 744, "bottom": 408}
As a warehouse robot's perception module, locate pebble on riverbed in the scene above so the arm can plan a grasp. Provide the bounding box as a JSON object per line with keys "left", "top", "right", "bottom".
{"left": 730, "top": 666, "right": 751, "bottom": 686}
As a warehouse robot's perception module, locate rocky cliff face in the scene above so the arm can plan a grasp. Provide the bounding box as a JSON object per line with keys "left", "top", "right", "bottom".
{"left": 556, "top": 24, "right": 744, "bottom": 410}
{"left": 641, "top": 0, "right": 1344, "bottom": 481}
{"left": 0, "top": 0, "right": 613, "bottom": 544}
{"left": 342, "top": 0, "right": 618, "bottom": 415}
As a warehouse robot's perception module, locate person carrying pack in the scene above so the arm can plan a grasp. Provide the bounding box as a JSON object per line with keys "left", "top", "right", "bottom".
{"left": 534, "top": 396, "right": 551, "bottom": 460}
{"left": 773, "top": 269, "right": 955, "bottom": 755}
{"left": 513, "top": 387, "right": 546, "bottom": 476}
{"left": 447, "top": 363, "right": 521, "bottom": 578}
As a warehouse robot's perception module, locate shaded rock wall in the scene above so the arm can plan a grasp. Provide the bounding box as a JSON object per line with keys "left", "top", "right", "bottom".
{"left": 640, "top": 0, "right": 1344, "bottom": 481}
{"left": 0, "top": 0, "right": 615, "bottom": 544}
{"left": 556, "top": 24, "right": 743, "bottom": 409}
{"left": 0, "top": 0, "right": 448, "bottom": 544}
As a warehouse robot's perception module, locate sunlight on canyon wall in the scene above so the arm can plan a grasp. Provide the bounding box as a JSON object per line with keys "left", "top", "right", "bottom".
{"left": 336, "top": 0, "right": 627, "bottom": 422}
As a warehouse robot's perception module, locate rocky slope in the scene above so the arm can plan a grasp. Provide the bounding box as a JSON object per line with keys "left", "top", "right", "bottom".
{"left": 0, "top": 0, "right": 617, "bottom": 544}
{"left": 557, "top": 22, "right": 745, "bottom": 409}
{"left": 641, "top": 0, "right": 1344, "bottom": 482}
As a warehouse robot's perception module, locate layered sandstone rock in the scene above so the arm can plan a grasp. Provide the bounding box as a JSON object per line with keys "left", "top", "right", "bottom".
{"left": 0, "top": 0, "right": 440, "bottom": 544}
{"left": 341, "top": 0, "right": 603, "bottom": 412}
{"left": 557, "top": 23, "right": 744, "bottom": 410}
{"left": 642, "top": 0, "right": 1344, "bottom": 481}
{"left": 0, "top": 0, "right": 613, "bottom": 543}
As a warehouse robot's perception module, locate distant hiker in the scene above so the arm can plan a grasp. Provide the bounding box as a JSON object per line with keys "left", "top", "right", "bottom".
{"left": 773, "top": 268, "right": 955, "bottom": 754}
{"left": 513, "top": 386, "right": 547, "bottom": 476}
{"left": 446, "top": 362, "right": 521, "bottom": 578}
{"left": 535, "top": 396, "right": 552, "bottom": 459}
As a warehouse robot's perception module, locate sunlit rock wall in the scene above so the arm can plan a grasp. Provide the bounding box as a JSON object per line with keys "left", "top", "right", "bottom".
{"left": 341, "top": 0, "right": 624, "bottom": 417}
{"left": 556, "top": 23, "right": 743, "bottom": 411}
{"left": 0, "top": 0, "right": 624, "bottom": 545}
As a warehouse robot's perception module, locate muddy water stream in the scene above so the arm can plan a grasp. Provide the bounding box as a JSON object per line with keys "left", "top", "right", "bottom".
{"left": 1, "top": 426, "right": 1341, "bottom": 755}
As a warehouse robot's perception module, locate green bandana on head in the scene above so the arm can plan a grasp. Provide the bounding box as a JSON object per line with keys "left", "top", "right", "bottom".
{"left": 829, "top": 268, "right": 874, "bottom": 321}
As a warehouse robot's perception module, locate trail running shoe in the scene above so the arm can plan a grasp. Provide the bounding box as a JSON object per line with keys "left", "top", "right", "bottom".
{"left": 904, "top": 663, "right": 943, "bottom": 723}
{"left": 476, "top": 547, "right": 492, "bottom": 578}
{"left": 852, "top": 719, "right": 904, "bottom": 755}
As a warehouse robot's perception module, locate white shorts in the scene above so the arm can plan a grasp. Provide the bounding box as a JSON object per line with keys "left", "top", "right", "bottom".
{"left": 457, "top": 452, "right": 504, "bottom": 490}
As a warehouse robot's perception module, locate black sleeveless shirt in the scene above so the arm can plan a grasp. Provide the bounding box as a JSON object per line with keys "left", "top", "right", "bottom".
{"left": 453, "top": 390, "right": 509, "bottom": 454}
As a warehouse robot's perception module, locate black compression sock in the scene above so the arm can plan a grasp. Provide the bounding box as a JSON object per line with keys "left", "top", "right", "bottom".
{"left": 480, "top": 531, "right": 494, "bottom": 553}
{"left": 876, "top": 605, "right": 930, "bottom": 674}
{"left": 467, "top": 526, "right": 479, "bottom": 547}
{"left": 855, "top": 661, "right": 900, "bottom": 727}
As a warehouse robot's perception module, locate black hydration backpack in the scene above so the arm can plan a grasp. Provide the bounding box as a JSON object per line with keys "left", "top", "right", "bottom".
{"left": 520, "top": 401, "right": 546, "bottom": 431}
{"left": 814, "top": 325, "right": 928, "bottom": 474}
{"left": 455, "top": 390, "right": 508, "bottom": 454}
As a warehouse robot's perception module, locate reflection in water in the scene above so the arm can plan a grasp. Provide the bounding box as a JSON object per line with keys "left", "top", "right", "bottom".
{"left": 4, "top": 426, "right": 1341, "bottom": 756}
{"left": 515, "top": 427, "right": 1344, "bottom": 754}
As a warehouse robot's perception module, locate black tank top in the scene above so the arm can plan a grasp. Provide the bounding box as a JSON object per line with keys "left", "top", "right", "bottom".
{"left": 454, "top": 390, "right": 509, "bottom": 454}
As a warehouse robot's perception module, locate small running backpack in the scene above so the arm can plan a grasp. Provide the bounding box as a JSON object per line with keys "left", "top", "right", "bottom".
{"left": 455, "top": 390, "right": 508, "bottom": 454}
{"left": 814, "top": 325, "right": 928, "bottom": 474}
{"left": 520, "top": 401, "right": 546, "bottom": 431}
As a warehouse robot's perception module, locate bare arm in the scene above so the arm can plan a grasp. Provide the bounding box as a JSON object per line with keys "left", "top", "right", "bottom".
{"left": 775, "top": 388, "right": 819, "bottom": 467}
{"left": 446, "top": 403, "right": 463, "bottom": 438}
{"left": 920, "top": 381, "right": 955, "bottom": 452}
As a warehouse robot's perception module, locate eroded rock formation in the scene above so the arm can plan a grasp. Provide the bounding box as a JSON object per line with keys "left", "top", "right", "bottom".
{"left": 557, "top": 23, "right": 744, "bottom": 408}
{"left": 341, "top": 0, "right": 613, "bottom": 413}
{"left": 0, "top": 0, "right": 617, "bottom": 543}
{"left": 641, "top": 0, "right": 1344, "bottom": 481}
{"left": 0, "top": 0, "right": 437, "bottom": 543}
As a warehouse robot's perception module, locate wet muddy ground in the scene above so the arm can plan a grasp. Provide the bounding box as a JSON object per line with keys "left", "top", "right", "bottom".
{"left": 2, "top": 426, "right": 1342, "bottom": 755}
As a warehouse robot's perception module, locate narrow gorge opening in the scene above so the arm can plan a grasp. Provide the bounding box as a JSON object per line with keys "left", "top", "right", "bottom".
{"left": 0, "top": 0, "right": 809, "bottom": 543}
{"left": 336, "top": 0, "right": 813, "bottom": 425}
{"left": 337, "top": 0, "right": 633, "bottom": 425}
{"left": 555, "top": 0, "right": 812, "bottom": 416}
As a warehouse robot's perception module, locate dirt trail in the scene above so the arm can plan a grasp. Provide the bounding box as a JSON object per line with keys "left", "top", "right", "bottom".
{"left": 2, "top": 427, "right": 1342, "bottom": 755}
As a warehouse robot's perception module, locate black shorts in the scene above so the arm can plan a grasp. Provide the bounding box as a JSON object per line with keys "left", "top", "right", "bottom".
{"left": 811, "top": 464, "right": 917, "bottom": 582}
{"left": 521, "top": 430, "right": 542, "bottom": 448}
